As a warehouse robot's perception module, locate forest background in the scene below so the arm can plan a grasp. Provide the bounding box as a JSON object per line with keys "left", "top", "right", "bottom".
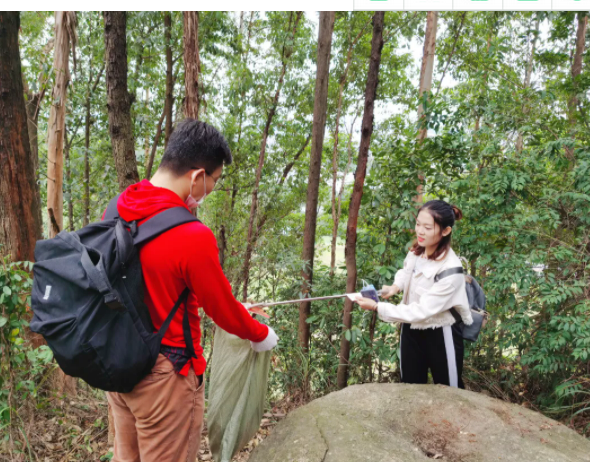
{"left": 1, "top": 10, "right": 589, "bottom": 461}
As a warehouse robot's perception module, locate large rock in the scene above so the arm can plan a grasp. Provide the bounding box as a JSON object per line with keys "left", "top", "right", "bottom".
{"left": 249, "top": 384, "right": 590, "bottom": 462}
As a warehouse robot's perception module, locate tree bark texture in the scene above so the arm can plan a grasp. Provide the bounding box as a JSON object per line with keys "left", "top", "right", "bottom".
{"left": 0, "top": 12, "right": 41, "bottom": 261}
{"left": 104, "top": 11, "right": 139, "bottom": 192}
{"left": 417, "top": 11, "right": 438, "bottom": 142}
{"left": 47, "top": 11, "right": 75, "bottom": 238}
{"left": 414, "top": 11, "right": 438, "bottom": 204}
{"left": 337, "top": 11, "right": 385, "bottom": 390}
{"left": 183, "top": 11, "right": 201, "bottom": 120}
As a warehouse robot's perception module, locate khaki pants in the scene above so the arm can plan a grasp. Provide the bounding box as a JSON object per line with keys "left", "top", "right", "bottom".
{"left": 107, "top": 354, "right": 205, "bottom": 462}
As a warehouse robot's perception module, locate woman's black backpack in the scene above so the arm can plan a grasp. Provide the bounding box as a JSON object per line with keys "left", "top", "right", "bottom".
{"left": 30, "top": 198, "right": 198, "bottom": 393}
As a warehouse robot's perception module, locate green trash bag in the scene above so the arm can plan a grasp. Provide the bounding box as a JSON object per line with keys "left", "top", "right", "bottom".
{"left": 207, "top": 327, "right": 272, "bottom": 462}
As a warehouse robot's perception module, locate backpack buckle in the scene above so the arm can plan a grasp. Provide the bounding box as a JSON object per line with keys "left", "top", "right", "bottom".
{"left": 119, "top": 219, "right": 138, "bottom": 238}
{"left": 104, "top": 293, "right": 124, "bottom": 311}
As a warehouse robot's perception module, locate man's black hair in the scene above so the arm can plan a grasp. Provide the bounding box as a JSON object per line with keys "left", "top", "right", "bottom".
{"left": 159, "top": 118, "right": 232, "bottom": 176}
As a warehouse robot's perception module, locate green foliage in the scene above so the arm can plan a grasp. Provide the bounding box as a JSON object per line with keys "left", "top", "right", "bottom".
{"left": 0, "top": 260, "right": 55, "bottom": 456}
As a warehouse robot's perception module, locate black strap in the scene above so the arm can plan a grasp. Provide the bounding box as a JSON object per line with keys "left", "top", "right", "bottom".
{"left": 104, "top": 194, "right": 200, "bottom": 246}
{"left": 59, "top": 231, "right": 122, "bottom": 309}
{"left": 156, "top": 288, "right": 197, "bottom": 359}
{"left": 183, "top": 301, "right": 196, "bottom": 359}
{"left": 158, "top": 288, "right": 189, "bottom": 337}
{"left": 104, "top": 194, "right": 121, "bottom": 221}
{"left": 105, "top": 195, "right": 199, "bottom": 356}
{"left": 434, "top": 266, "right": 465, "bottom": 325}
{"left": 449, "top": 308, "right": 462, "bottom": 324}
{"left": 133, "top": 207, "right": 199, "bottom": 246}
{"left": 434, "top": 267, "right": 464, "bottom": 282}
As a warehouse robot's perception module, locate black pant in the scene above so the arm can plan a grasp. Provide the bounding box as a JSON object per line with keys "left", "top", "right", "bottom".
{"left": 399, "top": 323, "right": 464, "bottom": 388}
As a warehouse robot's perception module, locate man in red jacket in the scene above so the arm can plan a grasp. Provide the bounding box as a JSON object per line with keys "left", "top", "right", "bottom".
{"left": 107, "top": 119, "right": 278, "bottom": 462}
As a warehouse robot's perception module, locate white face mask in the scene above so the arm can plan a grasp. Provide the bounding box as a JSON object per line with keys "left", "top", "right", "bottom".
{"left": 185, "top": 173, "right": 207, "bottom": 209}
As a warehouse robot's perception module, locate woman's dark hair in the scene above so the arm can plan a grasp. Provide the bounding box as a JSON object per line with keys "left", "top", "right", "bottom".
{"left": 410, "top": 200, "right": 463, "bottom": 260}
{"left": 159, "top": 118, "right": 232, "bottom": 176}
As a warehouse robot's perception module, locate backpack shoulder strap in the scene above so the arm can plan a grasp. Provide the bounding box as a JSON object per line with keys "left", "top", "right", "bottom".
{"left": 134, "top": 207, "right": 201, "bottom": 246}
{"left": 435, "top": 267, "right": 465, "bottom": 324}
{"left": 434, "top": 267, "right": 464, "bottom": 282}
{"left": 104, "top": 194, "right": 121, "bottom": 221}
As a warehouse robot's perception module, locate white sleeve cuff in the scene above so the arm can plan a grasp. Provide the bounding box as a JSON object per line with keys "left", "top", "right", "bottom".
{"left": 250, "top": 326, "right": 279, "bottom": 352}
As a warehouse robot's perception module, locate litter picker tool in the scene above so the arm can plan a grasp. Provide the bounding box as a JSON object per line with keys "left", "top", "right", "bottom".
{"left": 247, "top": 286, "right": 382, "bottom": 309}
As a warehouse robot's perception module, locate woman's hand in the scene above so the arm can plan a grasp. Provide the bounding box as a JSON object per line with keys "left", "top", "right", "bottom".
{"left": 354, "top": 297, "right": 378, "bottom": 311}
{"left": 380, "top": 284, "right": 400, "bottom": 299}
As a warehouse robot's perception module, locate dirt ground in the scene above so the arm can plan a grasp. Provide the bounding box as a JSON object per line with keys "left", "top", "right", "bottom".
{"left": 1, "top": 385, "right": 305, "bottom": 462}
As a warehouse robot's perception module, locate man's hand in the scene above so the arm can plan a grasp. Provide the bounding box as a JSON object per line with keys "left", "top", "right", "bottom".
{"left": 354, "top": 297, "right": 378, "bottom": 312}
{"left": 250, "top": 326, "right": 279, "bottom": 352}
{"left": 380, "top": 284, "right": 400, "bottom": 300}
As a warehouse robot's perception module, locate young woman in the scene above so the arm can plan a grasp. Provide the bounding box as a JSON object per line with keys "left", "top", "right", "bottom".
{"left": 355, "top": 200, "right": 473, "bottom": 388}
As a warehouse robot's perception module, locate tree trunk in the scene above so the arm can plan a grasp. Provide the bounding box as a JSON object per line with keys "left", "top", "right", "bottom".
{"left": 337, "top": 11, "right": 385, "bottom": 390}
{"left": 65, "top": 138, "right": 74, "bottom": 231}
{"left": 47, "top": 11, "right": 75, "bottom": 238}
{"left": 83, "top": 90, "right": 92, "bottom": 227}
{"left": 23, "top": 90, "right": 44, "bottom": 238}
{"left": 331, "top": 116, "right": 356, "bottom": 276}
{"left": 183, "top": 11, "right": 201, "bottom": 120}
{"left": 104, "top": 11, "right": 139, "bottom": 192}
{"left": 164, "top": 12, "right": 174, "bottom": 147}
{"left": 415, "top": 12, "right": 438, "bottom": 204}
{"left": 566, "top": 13, "right": 588, "bottom": 162}
{"left": 46, "top": 11, "right": 78, "bottom": 396}
{"left": 299, "top": 12, "right": 336, "bottom": 357}
{"left": 417, "top": 12, "right": 438, "bottom": 142}
{"left": 240, "top": 12, "right": 303, "bottom": 301}
{"left": 331, "top": 21, "right": 368, "bottom": 276}
{"left": 0, "top": 11, "right": 41, "bottom": 262}
{"left": 146, "top": 106, "right": 166, "bottom": 180}
{"left": 516, "top": 18, "right": 540, "bottom": 153}
{"left": 474, "top": 26, "right": 494, "bottom": 133}
{"left": 23, "top": 38, "right": 53, "bottom": 239}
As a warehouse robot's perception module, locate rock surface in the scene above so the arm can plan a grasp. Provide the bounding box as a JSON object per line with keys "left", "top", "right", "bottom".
{"left": 249, "top": 384, "right": 590, "bottom": 462}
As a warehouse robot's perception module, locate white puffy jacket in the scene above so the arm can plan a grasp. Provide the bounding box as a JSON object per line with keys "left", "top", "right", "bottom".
{"left": 377, "top": 247, "right": 473, "bottom": 330}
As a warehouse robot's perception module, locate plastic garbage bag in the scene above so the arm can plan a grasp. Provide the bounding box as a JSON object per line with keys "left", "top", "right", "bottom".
{"left": 207, "top": 327, "right": 272, "bottom": 462}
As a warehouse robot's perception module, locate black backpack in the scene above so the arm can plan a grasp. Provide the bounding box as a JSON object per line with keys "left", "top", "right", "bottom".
{"left": 30, "top": 197, "right": 199, "bottom": 392}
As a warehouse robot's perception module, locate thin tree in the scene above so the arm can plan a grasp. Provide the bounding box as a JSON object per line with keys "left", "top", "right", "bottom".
{"left": 83, "top": 16, "right": 104, "bottom": 226}
{"left": 566, "top": 12, "right": 588, "bottom": 163}
{"left": 415, "top": 11, "right": 438, "bottom": 204}
{"left": 164, "top": 12, "right": 174, "bottom": 147}
{"left": 184, "top": 11, "right": 201, "bottom": 119}
{"left": 417, "top": 12, "right": 437, "bottom": 142}
{"left": 23, "top": 37, "right": 54, "bottom": 234}
{"left": 337, "top": 11, "right": 385, "bottom": 390}
{"left": 104, "top": 11, "right": 139, "bottom": 192}
{"left": 46, "top": 11, "right": 78, "bottom": 395}
{"left": 47, "top": 11, "right": 76, "bottom": 239}
{"left": 330, "top": 17, "right": 370, "bottom": 275}
{"left": 516, "top": 17, "right": 540, "bottom": 154}
{"left": 0, "top": 11, "right": 42, "bottom": 261}
{"left": 239, "top": 12, "right": 303, "bottom": 301}
{"left": 83, "top": 63, "right": 105, "bottom": 226}
{"left": 299, "top": 11, "right": 336, "bottom": 359}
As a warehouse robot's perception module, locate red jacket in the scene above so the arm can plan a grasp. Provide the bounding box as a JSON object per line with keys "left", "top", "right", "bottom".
{"left": 114, "top": 180, "right": 269, "bottom": 376}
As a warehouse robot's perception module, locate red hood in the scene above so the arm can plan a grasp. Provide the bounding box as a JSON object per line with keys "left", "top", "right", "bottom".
{"left": 117, "top": 179, "right": 190, "bottom": 223}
